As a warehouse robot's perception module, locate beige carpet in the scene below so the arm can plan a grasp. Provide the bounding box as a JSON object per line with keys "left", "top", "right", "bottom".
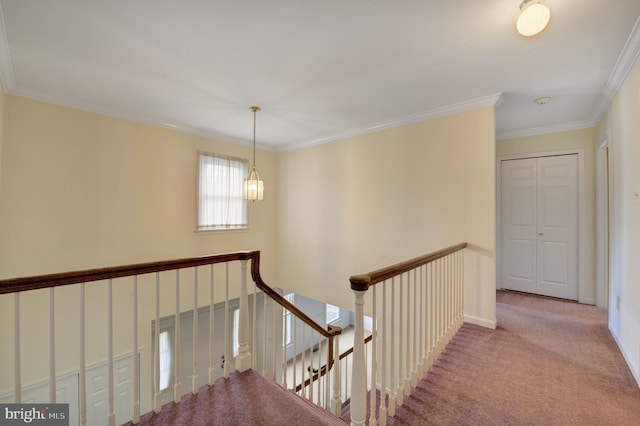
{"left": 382, "top": 290, "right": 640, "bottom": 425}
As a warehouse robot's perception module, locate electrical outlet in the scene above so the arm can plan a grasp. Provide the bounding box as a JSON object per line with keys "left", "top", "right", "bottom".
{"left": 616, "top": 296, "right": 621, "bottom": 311}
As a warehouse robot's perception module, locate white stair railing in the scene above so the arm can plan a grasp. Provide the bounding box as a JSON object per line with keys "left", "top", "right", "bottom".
{"left": 349, "top": 243, "right": 467, "bottom": 426}
{"left": 0, "top": 250, "right": 343, "bottom": 425}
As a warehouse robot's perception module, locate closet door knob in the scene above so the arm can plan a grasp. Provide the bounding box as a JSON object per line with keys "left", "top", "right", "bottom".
{"left": 538, "top": 232, "right": 544, "bottom": 237}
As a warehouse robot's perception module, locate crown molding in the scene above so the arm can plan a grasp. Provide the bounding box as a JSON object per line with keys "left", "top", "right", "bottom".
{"left": 279, "top": 93, "right": 503, "bottom": 152}
{"left": 592, "top": 14, "right": 640, "bottom": 124}
{"left": 0, "top": 2, "right": 15, "bottom": 92}
{"left": 9, "top": 85, "right": 279, "bottom": 152}
{"left": 496, "top": 120, "right": 595, "bottom": 141}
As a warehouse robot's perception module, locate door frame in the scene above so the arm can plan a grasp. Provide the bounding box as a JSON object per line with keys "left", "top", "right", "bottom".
{"left": 496, "top": 148, "right": 590, "bottom": 303}
{"left": 595, "top": 138, "right": 610, "bottom": 309}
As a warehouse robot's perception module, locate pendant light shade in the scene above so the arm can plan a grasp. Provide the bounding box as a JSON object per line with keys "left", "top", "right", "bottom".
{"left": 244, "top": 166, "right": 264, "bottom": 202}
{"left": 244, "top": 106, "right": 264, "bottom": 202}
{"left": 517, "top": 0, "right": 551, "bottom": 37}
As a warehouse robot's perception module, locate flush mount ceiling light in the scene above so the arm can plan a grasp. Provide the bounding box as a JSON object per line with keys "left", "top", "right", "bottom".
{"left": 243, "top": 106, "right": 264, "bottom": 202}
{"left": 535, "top": 96, "right": 552, "bottom": 105}
{"left": 517, "top": 0, "right": 551, "bottom": 37}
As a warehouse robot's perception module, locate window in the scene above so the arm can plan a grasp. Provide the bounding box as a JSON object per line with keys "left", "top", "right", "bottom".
{"left": 283, "top": 293, "right": 295, "bottom": 347}
{"left": 232, "top": 308, "right": 239, "bottom": 357}
{"left": 197, "top": 152, "right": 249, "bottom": 230}
{"left": 158, "top": 330, "right": 172, "bottom": 391}
{"left": 326, "top": 303, "right": 340, "bottom": 324}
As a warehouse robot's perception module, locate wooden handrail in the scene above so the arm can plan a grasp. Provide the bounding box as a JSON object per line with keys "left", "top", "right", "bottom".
{"left": 0, "top": 250, "right": 341, "bottom": 342}
{"left": 339, "top": 334, "right": 373, "bottom": 361}
{"left": 293, "top": 333, "right": 373, "bottom": 393}
{"left": 0, "top": 251, "right": 256, "bottom": 295}
{"left": 250, "top": 251, "right": 341, "bottom": 340}
{"left": 349, "top": 242, "right": 467, "bottom": 291}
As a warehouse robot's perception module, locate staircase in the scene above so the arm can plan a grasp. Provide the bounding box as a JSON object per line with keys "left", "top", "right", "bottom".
{"left": 1, "top": 244, "right": 468, "bottom": 425}
{"left": 126, "top": 370, "right": 345, "bottom": 426}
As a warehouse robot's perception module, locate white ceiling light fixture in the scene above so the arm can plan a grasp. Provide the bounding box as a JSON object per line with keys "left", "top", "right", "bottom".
{"left": 517, "top": 0, "right": 551, "bottom": 37}
{"left": 535, "top": 96, "right": 552, "bottom": 105}
{"left": 244, "top": 106, "right": 264, "bottom": 202}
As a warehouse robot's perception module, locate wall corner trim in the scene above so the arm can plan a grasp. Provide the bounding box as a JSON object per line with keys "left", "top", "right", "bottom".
{"left": 464, "top": 314, "right": 497, "bottom": 330}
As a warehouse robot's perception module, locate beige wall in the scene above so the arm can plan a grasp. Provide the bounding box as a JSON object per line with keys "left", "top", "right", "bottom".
{"left": 497, "top": 128, "right": 598, "bottom": 304}
{"left": 600, "top": 53, "right": 640, "bottom": 384}
{"left": 277, "top": 106, "right": 497, "bottom": 327}
{"left": 0, "top": 95, "right": 278, "bottom": 403}
{"left": 0, "top": 82, "right": 4, "bottom": 196}
{"left": 0, "top": 95, "right": 277, "bottom": 278}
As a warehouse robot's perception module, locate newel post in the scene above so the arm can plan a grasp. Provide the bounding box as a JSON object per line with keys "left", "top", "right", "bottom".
{"left": 350, "top": 289, "right": 367, "bottom": 426}
{"left": 236, "top": 260, "right": 252, "bottom": 372}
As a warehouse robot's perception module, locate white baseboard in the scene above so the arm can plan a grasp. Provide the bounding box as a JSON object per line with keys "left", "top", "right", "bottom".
{"left": 464, "top": 314, "right": 497, "bottom": 330}
{"left": 609, "top": 326, "right": 640, "bottom": 388}
{"left": 580, "top": 297, "right": 596, "bottom": 305}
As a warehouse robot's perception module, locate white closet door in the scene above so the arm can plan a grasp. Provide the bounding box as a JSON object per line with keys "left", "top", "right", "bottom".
{"left": 536, "top": 155, "right": 578, "bottom": 300}
{"left": 501, "top": 158, "right": 537, "bottom": 294}
{"left": 500, "top": 155, "right": 578, "bottom": 300}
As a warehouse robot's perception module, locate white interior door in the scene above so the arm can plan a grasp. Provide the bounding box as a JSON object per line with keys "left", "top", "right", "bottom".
{"left": 501, "top": 155, "right": 578, "bottom": 300}
{"left": 501, "top": 158, "right": 537, "bottom": 294}
{"left": 536, "top": 155, "right": 578, "bottom": 299}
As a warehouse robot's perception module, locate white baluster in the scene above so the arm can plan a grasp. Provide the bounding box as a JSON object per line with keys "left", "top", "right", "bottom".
{"left": 14, "top": 293, "right": 21, "bottom": 404}
{"left": 108, "top": 280, "right": 115, "bottom": 426}
{"left": 209, "top": 265, "right": 215, "bottom": 385}
{"left": 154, "top": 274, "right": 161, "bottom": 412}
{"left": 430, "top": 263, "right": 435, "bottom": 363}
{"left": 309, "top": 332, "right": 314, "bottom": 403}
{"left": 350, "top": 289, "right": 367, "bottom": 426}
{"left": 293, "top": 317, "right": 297, "bottom": 392}
{"left": 133, "top": 276, "right": 140, "bottom": 423}
{"left": 262, "top": 297, "right": 267, "bottom": 377}
{"left": 324, "top": 339, "right": 330, "bottom": 408}
{"left": 237, "top": 260, "right": 251, "bottom": 372}
{"left": 224, "top": 264, "right": 230, "bottom": 379}
{"left": 301, "top": 324, "right": 306, "bottom": 398}
{"left": 412, "top": 268, "right": 418, "bottom": 388}
{"left": 79, "top": 284, "right": 87, "bottom": 426}
{"left": 49, "top": 288, "right": 56, "bottom": 403}
{"left": 252, "top": 281, "right": 257, "bottom": 370}
{"left": 379, "top": 281, "right": 387, "bottom": 426}
{"left": 369, "top": 286, "right": 378, "bottom": 426}
{"left": 425, "top": 263, "right": 429, "bottom": 365}
{"left": 397, "top": 274, "right": 404, "bottom": 407}
{"left": 447, "top": 255, "right": 452, "bottom": 340}
{"left": 282, "top": 305, "right": 288, "bottom": 388}
{"left": 193, "top": 267, "right": 199, "bottom": 393}
{"left": 388, "top": 277, "right": 396, "bottom": 417}
{"left": 332, "top": 334, "right": 341, "bottom": 417}
{"left": 460, "top": 251, "right": 465, "bottom": 328}
{"left": 174, "top": 270, "right": 182, "bottom": 402}
{"left": 344, "top": 356, "right": 349, "bottom": 401}
{"left": 271, "top": 299, "right": 277, "bottom": 381}
{"left": 456, "top": 252, "right": 460, "bottom": 328}
{"left": 438, "top": 259, "right": 443, "bottom": 353}
{"left": 418, "top": 266, "right": 425, "bottom": 379}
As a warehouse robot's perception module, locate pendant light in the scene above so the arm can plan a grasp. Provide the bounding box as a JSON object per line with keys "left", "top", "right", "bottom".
{"left": 244, "top": 106, "right": 264, "bottom": 202}
{"left": 516, "top": 0, "right": 551, "bottom": 37}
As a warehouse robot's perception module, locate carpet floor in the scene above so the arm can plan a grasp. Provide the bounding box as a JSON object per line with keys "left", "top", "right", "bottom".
{"left": 383, "top": 290, "right": 640, "bottom": 425}
{"left": 129, "top": 290, "right": 640, "bottom": 425}
{"left": 128, "top": 369, "right": 344, "bottom": 426}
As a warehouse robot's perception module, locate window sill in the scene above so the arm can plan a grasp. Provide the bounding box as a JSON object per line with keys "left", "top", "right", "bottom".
{"left": 195, "top": 226, "right": 250, "bottom": 234}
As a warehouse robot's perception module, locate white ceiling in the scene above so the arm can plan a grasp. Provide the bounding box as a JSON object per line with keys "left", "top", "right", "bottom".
{"left": 0, "top": 1, "right": 639, "bottom": 151}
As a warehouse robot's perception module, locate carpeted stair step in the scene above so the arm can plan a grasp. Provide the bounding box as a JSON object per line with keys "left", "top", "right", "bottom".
{"left": 128, "top": 369, "right": 345, "bottom": 425}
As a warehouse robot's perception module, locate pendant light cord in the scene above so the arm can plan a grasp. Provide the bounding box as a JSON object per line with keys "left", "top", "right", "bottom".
{"left": 250, "top": 105, "right": 260, "bottom": 168}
